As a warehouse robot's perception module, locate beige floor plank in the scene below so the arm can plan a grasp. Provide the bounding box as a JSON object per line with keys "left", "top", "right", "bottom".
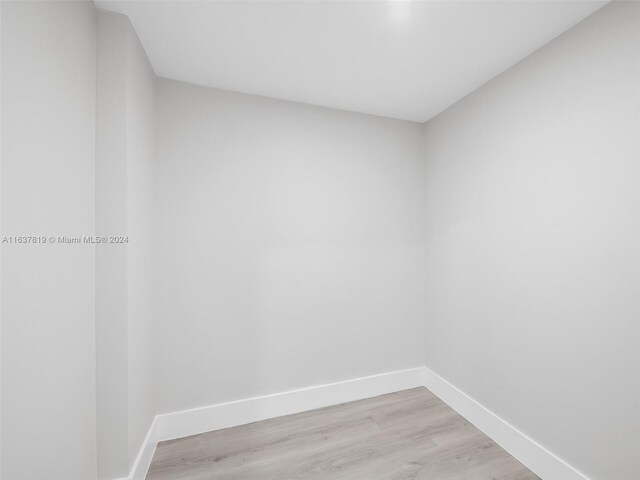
{"left": 146, "top": 387, "right": 540, "bottom": 480}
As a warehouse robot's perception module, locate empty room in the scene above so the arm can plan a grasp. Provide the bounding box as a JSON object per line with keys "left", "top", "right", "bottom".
{"left": 0, "top": 1, "right": 638, "bottom": 479}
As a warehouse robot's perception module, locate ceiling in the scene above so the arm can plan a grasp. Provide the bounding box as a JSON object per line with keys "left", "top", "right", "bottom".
{"left": 96, "top": 0, "right": 608, "bottom": 122}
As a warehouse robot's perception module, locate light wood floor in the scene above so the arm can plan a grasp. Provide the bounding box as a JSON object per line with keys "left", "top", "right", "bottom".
{"left": 146, "top": 387, "right": 540, "bottom": 480}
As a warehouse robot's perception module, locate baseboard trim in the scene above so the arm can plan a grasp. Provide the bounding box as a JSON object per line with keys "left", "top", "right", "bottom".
{"left": 116, "top": 366, "right": 591, "bottom": 480}
{"left": 422, "top": 367, "right": 591, "bottom": 480}
{"left": 154, "top": 366, "right": 426, "bottom": 441}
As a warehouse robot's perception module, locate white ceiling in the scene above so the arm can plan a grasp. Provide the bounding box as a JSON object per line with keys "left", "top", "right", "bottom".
{"left": 96, "top": 0, "right": 608, "bottom": 122}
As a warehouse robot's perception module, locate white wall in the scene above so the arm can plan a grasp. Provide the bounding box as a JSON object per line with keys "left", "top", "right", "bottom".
{"left": 155, "top": 80, "right": 426, "bottom": 413}
{"left": 0, "top": 2, "right": 98, "bottom": 479}
{"left": 125, "top": 15, "right": 156, "bottom": 472}
{"left": 0, "top": 1, "right": 4, "bottom": 475}
{"left": 95, "top": 9, "right": 156, "bottom": 479}
{"left": 423, "top": 3, "right": 640, "bottom": 479}
{"left": 96, "top": 10, "right": 129, "bottom": 479}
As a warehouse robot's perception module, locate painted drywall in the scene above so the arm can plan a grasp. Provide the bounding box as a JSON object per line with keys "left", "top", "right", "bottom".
{"left": 125, "top": 13, "right": 156, "bottom": 474}
{"left": 0, "top": 2, "right": 3, "bottom": 475}
{"left": 95, "top": 9, "right": 156, "bottom": 479}
{"left": 154, "top": 80, "right": 426, "bottom": 414}
{"left": 96, "top": 0, "right": 608, "bottom": 123}
{"left": 422, "top": 2, "right": 640, "bottom": 479}
{"left": 96, "top": 10, "right": 129, "bottom": 479}
{"left": 0, "top": 1, "right": 98, "bottom": 479}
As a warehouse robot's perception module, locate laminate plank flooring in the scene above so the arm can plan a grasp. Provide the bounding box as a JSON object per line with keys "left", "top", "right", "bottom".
{"left": 146, "top": 387, "right": 540, "bottom": 480}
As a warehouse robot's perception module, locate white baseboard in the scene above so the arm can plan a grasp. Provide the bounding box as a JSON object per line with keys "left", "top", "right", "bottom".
{"left": 422, "top": 367, "right": 591, "bottom": 480}
{"left": 117, "top": 366, "right": 591, "bottom": 480}
{"left": 154, "top": 367, "right": 426, "bottom": 441}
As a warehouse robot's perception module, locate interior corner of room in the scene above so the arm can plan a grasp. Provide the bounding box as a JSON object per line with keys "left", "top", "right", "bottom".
{"left": 0, "top": 1, "right": 639, "bottom": 480}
